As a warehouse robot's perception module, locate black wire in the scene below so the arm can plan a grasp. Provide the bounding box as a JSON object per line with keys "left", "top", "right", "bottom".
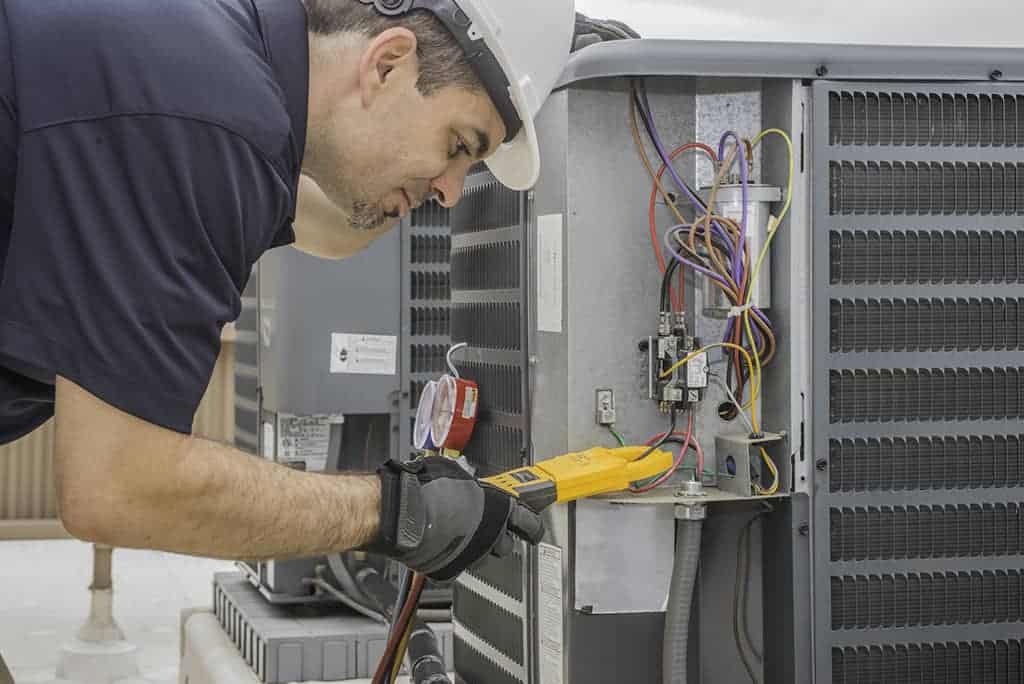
{"left": 733, "top": 512, "right": 768, "bottom": 684}
{"left": 639, "top": 409, "right": 678, "bottom": 462}
{"left": 660, "top": 256, "right": 680, "bottom": 313}
{"left": 632, "top": 81, "right": 708, "bottom": 213}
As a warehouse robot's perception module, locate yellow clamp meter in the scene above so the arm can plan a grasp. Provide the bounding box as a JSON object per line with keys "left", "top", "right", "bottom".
{"left": 482, "top": 446, "right": 673, "bottom": 512}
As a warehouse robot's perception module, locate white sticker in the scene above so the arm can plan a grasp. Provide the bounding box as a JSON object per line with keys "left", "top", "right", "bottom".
{"left": 262, "top": 422, "right": 275, "bottom": 460}
{"left": 687, "top": 351, "right": 710, "bottom": 389}
{"left": 538, "top": 543, "right": 565, "bottom": 684}
{"left": 276, "top": 414, "right": 341, "bottom": 472}
{"left": 330, "top": 334, "right": 397, "bottom": 375}
{"left": 537, "top": 214, "right": 563, "bottom": 333}
{"left": 462, "top": 386, "right": 478, "bottom": 419}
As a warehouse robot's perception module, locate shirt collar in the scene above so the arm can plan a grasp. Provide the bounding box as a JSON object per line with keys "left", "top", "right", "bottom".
{"left": 250, "top": 0, "right": 309, "bottom": 192}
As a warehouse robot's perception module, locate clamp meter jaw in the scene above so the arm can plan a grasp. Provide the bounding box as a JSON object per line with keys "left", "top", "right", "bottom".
{"left": 483, "top": 446, "right": 675, "bottom": 512}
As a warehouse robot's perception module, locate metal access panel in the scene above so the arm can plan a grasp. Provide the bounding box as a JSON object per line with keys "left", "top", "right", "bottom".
{"left": 812, "top": 82, "right": 1024, "bottom": 683}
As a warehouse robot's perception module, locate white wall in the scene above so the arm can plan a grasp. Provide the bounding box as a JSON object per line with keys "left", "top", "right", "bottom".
{"left": 575, "top": 0, "right": 1024, "bottom": 48}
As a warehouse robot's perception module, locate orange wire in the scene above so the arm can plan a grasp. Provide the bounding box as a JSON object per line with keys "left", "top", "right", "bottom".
{"left": 648, "top": 142, "right": 717, "bottom": 311}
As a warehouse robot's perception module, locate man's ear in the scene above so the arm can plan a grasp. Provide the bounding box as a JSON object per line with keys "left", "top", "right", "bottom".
{"left": 358, "top": 27, "right": 419, "bottom": 108}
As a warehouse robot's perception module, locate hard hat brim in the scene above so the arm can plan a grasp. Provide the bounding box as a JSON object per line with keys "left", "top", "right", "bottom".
{"left": 485, "top": 107, "right": 540, "bottom": 192}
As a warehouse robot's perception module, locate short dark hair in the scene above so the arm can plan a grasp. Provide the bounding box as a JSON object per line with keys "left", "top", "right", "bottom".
{"left": 303, "top": 0, "right": 482, "bottom": 96}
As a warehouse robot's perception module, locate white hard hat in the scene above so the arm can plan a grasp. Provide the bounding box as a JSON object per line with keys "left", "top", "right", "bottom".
{"left": 359, "top": 0, "right": 576, "bottom": 190}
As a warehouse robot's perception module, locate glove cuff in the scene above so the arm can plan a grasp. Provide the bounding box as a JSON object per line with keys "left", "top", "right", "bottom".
{"left": 361, "top": 459, "right": 406, "bottom": 555}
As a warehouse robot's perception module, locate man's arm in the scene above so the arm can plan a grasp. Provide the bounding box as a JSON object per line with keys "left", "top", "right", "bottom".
{"left": 53, "top": 377, "right": 380, "bottom": 560}
{"left": 292, "top": 175, "right": 394, "bottom": 260}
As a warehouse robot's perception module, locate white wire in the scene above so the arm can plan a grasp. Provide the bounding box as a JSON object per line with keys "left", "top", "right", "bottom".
{"left": 711, "top": 373, "right": 757, "bottom": 435}
{"left": 446, "top": 342, "right": 468, "bottom": 378}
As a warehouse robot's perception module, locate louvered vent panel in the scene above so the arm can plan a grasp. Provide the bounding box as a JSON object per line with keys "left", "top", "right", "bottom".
{"left": 829, "top": 504, "right": 1024, "bottom": 561}
{"left": 829, "top": 161, "right": 1024, "bottom": 215}
{"left": 829, "top": 436, "right": 1024, "bottom": 492}
{"left": 833, "top": 640, "right": 1024, "bottom": 684}
{"left": 410, "top": 271, "right": 451, "bottom": 301}
{"left": 410, "top": 307, "right": 450, "bottom": 336}
{"left": 450, "top": 169, "right": 528, "bottom": 682}
{"left": 830, "top": 298, "right": 1024, "bottom": 352}
{"left": 410, "top": 234, "right": 451, "bottom": 264}
{"left": 451, "top": 303, "right": 522, "bottom": 351}
{"left": 831, "top": 571, "right": 1024, "bottom": 629}
{"left": 829, "top": 91, "right": 1024, "bottom": 147}
{"left": 451, "top": 178, "right": 522, "bottom": 235}
{"left": 454, "top": 637, "right": 521, "bottom": 684}
{"left": 403, "top": 200, "right": 451, "bottom": 452}
{"left": 815, "top": 84, "right": 1024, "bottom": 684}
{"left": 830, "top": 229, "right": 1024, "bottom": 285}
{"left": 465, "top": 547, "right": 525, "bottom": 603}
{"left": 450, "top": 242, "right": 521, "bottom": 290}
{"left": 828, "top": 368, "right": 1024, "bottom": 423}
{"left": 452, "top": 584, "right": 524, "bottom": 663}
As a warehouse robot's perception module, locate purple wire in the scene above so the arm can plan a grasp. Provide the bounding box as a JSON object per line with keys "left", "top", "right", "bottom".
{"left": 663, "top": 227, "right": 730, "bottom": 287}
{"left": 635, "top": 88, "right": 707, "bottom": 215}
{"left": 718, "top": 131, "right": 749, "bottom": 285}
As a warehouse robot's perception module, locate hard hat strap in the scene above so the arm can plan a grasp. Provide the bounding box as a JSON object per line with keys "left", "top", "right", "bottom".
{"left": 359, "top": 0, "right": 523, "bottom": 143}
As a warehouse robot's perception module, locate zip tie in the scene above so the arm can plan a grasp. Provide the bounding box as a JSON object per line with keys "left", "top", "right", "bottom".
{"left": 727, "top": 303, "right": 755, "bottom": 318}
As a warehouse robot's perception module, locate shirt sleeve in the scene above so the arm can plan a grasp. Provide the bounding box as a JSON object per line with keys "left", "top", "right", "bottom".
{"left": 0, "top": 115, "right": 293, "bottom": 433}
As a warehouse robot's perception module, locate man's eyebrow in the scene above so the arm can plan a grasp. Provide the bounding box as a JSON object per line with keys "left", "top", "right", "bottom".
{"left": 472, "top": 129, "right": 492, "bottom": 159}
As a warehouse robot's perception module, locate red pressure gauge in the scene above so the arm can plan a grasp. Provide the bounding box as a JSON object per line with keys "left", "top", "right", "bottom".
{"left": 430, "top": 374, "right": 479, "bottom": 453}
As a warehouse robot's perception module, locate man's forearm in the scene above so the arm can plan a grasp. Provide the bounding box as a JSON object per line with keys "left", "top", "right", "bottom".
{"left": 132, "top": 436, "right": 383, "bottom": 560}
{"left": 54, "top": 377, "right": 381, "bottom": 560}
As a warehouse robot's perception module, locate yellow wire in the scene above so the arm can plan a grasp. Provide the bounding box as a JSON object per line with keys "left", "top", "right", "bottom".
{"left": 744, "top": 128, "right": 793, "bottom": 498}
{"left": 390, "top": 620, "right": 414, "bottom": 682}
{"left": 660, "top": 342, "right": 761, "bottom": 426}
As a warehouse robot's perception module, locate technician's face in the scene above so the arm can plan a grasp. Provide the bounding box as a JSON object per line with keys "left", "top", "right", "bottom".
{"left": 306, "top": 29, "right": 506, "bottom": 234}
{"left": 341, "top": 83, "right": 506, "bottom": 232}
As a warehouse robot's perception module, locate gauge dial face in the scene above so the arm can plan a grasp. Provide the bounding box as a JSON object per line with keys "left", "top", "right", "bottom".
{"left": 431, "top": 375, "right": 457, "bottom": 447}
{"left": 413, "top": 380, "right": 438, "bottom": 450}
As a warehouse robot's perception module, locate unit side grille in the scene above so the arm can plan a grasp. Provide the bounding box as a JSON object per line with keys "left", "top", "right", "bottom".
{"left": 814, "top": 83, "right": 1024, "bottom": 683}
{"left": 828, "top": 436, "right": 1024, "bottom": 492}
{"left": 411, "top": 235, "right": 452, "bottom": 264}
{"left": 830, "top": 298, "right": 1024, "bottom": 352}
{"left": 451, "top": 303, "right": 522, "bottom": 351}
{"left": 828, "top": 367, "right": 1024, "bottom": 423}
{"left": 829, "top": 230, "right": 1024, "bottom": 285}
{"left": 451, "top": 179, "right": 522, "bottom": 235}
{"left": 452, "top": 584, "right": 524, "bottom": 663}
{"left": 829, "top": 504, "right": 1024, "bottom": 561}
{"left": 454, "top": 636, "right": 521, "bottom": 684}
{"left": 411, "top": 271, "right": 451, "bottom": 301}
{"left": 410, "top": 344, "right": 450, "bottom": 374}
{"left": 450, "top": 242, "right": 522, "bottom": 290}
{"left": 829, "top": 161, "right": 1024, "bottom": 216}
{"left": 411, "top": 306, "right": 450, "bottom": 336}
{"left": 450, "top": 170, "right": 528, "bottom": 682}
{"left": 831, "top": 570, "right": 1024, "bottom": 630}
{"left": 465, "top": 548, "right": 525, "bottom": 602}
{"left": 828, "top": 91, "right": 1024, "bottom": 148}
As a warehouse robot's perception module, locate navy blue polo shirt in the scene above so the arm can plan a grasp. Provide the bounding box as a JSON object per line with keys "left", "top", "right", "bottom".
{"left": 0, "top": 0, "right": 308, "bottom": 443}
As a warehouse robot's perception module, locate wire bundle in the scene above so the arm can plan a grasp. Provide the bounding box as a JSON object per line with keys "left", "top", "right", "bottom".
{"left": 629, "top": 80, "right": 794, "bottom": 496}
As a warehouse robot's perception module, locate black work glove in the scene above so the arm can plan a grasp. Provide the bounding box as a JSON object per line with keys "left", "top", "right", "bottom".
{"left": 365, "top": 457, "right": 545, "bottom": 581}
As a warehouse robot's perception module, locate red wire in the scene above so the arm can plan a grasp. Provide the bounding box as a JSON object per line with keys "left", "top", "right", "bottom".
{"left": 648, "top": 143, "right": 717, "bottom": 312}
{"left": 632, "top": 414, "right": 696, "bottom": 493}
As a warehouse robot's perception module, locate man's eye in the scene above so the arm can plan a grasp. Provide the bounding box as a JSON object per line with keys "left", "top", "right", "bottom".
{"left": 449, "top": 139, "right": 470, "bottom": 160}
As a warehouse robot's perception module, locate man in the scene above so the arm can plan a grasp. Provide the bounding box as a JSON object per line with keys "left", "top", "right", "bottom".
{"left": 0, "top": 0, "right": 573, "bottom": 624}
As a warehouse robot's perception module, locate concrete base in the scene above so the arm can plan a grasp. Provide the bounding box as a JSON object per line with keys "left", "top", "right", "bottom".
{"left": 56, "top": 639, "right": 140, "bottom": 683}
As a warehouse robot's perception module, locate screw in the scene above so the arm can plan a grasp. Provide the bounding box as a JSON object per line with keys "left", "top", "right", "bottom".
{"left": 798, "top": 523, "right": 810, "bottom": 536}
{"left": 815, "top": 65, "right": 829, "bottom": 78}
{"left": 816, "top": 459, "right": 828, "bottom": 471}
{"left": 991, "top": 69, "right": 1005, "bottom": 81}
{"left": 638, "top": 340, "right": 650, "bottom": 352}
